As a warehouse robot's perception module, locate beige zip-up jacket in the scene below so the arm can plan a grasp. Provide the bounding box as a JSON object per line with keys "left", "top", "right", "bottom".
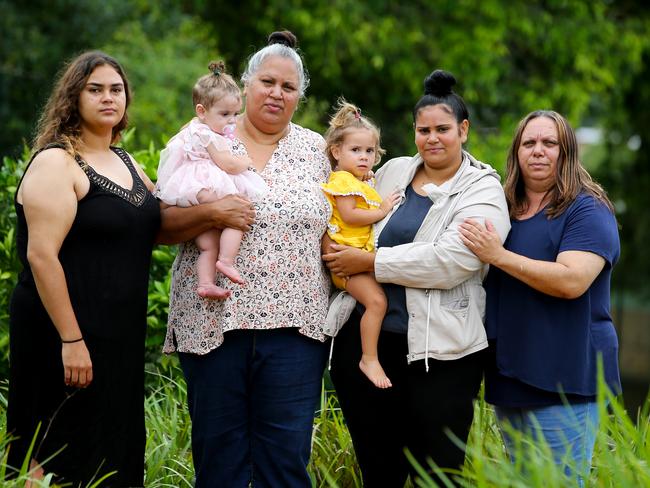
{"left": 325, "top": 151, "right": 510, "bottom": 367}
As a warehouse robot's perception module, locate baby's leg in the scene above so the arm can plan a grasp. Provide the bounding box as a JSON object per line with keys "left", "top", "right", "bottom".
{"left": 216, "top": 228, "right": 245, "bottom": 284}
{"left": 345, "top": 274, "right": 392, "bottom": 388}
{"left": 195, "top": 229, "right": 231, "bottom": 299}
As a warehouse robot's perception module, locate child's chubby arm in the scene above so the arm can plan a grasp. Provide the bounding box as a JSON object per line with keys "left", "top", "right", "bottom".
{"left": 207, "top": 143, "right": 253, "bottom": 175}
{"left": 336, "top": 191, "right": 400, "bottom": 226}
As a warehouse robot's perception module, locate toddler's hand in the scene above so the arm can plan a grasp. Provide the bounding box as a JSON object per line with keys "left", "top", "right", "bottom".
{"left": 379, "top": 191, "right": 401, "bottom": 216}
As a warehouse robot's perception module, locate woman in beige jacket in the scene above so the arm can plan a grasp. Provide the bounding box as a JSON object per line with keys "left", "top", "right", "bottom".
{"left": 323, "top": 70, "right": 510, "bottom": 487}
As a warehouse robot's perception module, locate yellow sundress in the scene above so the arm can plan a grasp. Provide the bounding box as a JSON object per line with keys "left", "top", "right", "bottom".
{"left": 321, "top": 171, "right": 382, "bottom": 289}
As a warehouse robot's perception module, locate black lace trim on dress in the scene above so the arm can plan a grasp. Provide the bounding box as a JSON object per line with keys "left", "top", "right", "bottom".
{"left": 75, "top": 147, "right": 148, "bottom": 207}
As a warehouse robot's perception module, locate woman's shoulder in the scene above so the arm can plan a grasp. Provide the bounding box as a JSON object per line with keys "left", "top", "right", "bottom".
{"left": 30, "top": 147, "right": 75, "bottom": 171}
{"left": 569, "top": 192, "right": 615, "bottom": 216}
{"left": 376, "top": 154, "right": 416, "bottom": 176}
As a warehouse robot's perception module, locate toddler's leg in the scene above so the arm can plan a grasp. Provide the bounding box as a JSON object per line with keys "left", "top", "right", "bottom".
{"left": 195, "top": 229, "right": 231, "bottom": 299}
{"left": 216, "top": 228, "right": 245, "bottom": 284}
{"left": 345, "top": 274, "right": 392, "bottom": 388}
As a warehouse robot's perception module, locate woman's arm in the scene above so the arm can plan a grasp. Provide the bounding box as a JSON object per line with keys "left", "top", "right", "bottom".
{"left": 335, "top": 192, "right": 400, "bottom": 226}
{"left": 21, "top": 150, "right": 93, "bottom": 388}
{"left": 459, "top": 218, "right": 605, "bottom": 299}
{"left": 157, "top": 195, "right": 256, "bottom": 244}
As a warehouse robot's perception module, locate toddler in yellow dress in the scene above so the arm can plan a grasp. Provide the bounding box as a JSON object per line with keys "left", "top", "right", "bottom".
{"left": 322, "top": 100, "right": 400, "bottom": 388}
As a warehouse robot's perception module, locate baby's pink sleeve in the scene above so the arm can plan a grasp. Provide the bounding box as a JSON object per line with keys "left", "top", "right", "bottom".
{"left": 195, "top": 125, "right": 231, "bottom": 152}
{"left": 209, "top": 132, "right": 232, "bottom": 152}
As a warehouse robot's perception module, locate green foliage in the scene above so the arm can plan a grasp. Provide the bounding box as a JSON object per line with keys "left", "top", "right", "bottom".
{"left": 143, "top": 371, "right": 194, "bottom": 487}
{"left": 0, "top": 0, "right": 136, "bottom": 157}
{"left": 103, "top": 16, "right": 220, "bottom": 150}
{"left": 0, "top": 148, "right": 30, "bottom": 380}
{"left": 310, "top": 387, "right": 362, "bottom": 487}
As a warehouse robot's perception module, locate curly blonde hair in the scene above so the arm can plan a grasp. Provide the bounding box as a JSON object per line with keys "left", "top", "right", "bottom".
{"left": 324, "top": 98, "right": 385, "bottom": 170}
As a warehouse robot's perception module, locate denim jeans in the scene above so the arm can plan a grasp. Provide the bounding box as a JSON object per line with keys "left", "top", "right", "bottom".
{"left": 495, "top": 401, "right": 599, "bottom": 486}
{"left": 179, "top": 328, "right": 328, "bottom": 488}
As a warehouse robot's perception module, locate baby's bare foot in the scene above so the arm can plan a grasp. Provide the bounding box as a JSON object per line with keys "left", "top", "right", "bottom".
{"left": 359, "top": 356, "right": 392, "bottom": 389}
{"left": 197, "top": 284, "right": 231, "bottom": 299}
{"left": 216, "top": 260, "right": 245, "bottom": 284}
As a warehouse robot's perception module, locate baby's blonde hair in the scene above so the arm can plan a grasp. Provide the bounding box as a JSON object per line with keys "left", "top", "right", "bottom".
{"left": 192, "top": 60, "right": 240, "bottom": 109}
{"left": 324, "top": 98, "right": 385, "bottom": 170}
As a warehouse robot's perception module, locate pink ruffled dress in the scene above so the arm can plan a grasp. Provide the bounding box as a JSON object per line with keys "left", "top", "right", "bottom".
{"left": 155, "top": 118, "right": 267, "bottom": 207}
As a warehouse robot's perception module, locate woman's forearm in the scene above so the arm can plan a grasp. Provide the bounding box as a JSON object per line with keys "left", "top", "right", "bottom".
{"left": 157, "top": 195, "right": 255, "bottom": 245}
{"left": 491, "top": 249, "right": 605, "bottom": 299}
{"left": 29, "top": 254, "right": 82, "bottom": 341}
{"left": 157, "top": 204, "right": 217, "bottom": 244}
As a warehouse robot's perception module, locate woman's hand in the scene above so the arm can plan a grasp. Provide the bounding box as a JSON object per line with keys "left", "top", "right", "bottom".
{"left": 61, "top": 341, "right": 93, "bottom": 388}
{"left": 322, "top": 244, "right": 375, "bottom": 277}
{"left": 210, "top": 194, "right": 256, "bottom": 231}
{"left": 458, "top": 218, "right": 505, "bottom": 265}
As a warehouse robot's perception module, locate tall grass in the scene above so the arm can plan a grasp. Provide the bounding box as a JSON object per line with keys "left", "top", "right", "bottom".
{"left": 1, "top": 372, "right": 649, "bottom": 487}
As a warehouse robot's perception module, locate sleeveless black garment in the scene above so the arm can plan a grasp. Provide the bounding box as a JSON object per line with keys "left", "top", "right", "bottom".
{"left": 6, "top": 146, "right": 160, "bottom": 487}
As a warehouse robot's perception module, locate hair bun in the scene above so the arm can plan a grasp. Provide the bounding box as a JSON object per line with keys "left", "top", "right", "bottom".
{"left": 267, "top": 30, "right": 298, "bottom": 48}
{"left": 423, "top": 70, "right": 456, "bottom": 97}
{"left": 208, "top": 60, "right": 226, "bottom": 75}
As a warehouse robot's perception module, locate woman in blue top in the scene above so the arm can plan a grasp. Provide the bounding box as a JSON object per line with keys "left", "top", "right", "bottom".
{"left": 459, "top": 110, "right": 620, "bottom": 482}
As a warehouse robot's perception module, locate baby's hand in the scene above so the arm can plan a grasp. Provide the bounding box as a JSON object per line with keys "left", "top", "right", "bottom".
{"left": 241, "top": 155, "right": 254, "bottom": 169}
{"left": 379, "top": 191, "right": 401, "bottom": 216}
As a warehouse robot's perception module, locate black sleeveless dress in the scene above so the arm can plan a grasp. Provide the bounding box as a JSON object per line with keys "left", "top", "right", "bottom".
{"left": 6, "top": 146, "right": 160, "bottom": 487}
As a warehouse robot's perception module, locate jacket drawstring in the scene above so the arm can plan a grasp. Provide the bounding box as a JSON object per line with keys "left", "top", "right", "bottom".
{"left": 425, "top": 289, "right": 431, "bottom": 372}
{"left": 327, "top": 337, "right": 335, "bottom": 370}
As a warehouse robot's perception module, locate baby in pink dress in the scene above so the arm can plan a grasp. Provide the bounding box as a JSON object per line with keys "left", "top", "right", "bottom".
{"left": 156, "top": 61, "right": 267, "bottom": 299}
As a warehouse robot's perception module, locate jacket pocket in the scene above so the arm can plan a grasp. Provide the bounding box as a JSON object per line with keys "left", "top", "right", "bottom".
{"left": 440, "top": 286, "right": 470, "bottom": 315}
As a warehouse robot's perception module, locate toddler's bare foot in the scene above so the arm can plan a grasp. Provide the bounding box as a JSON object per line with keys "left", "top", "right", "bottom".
{"left": 216, "top": 260, "right": 245, "bottom": 284}
{"left": 359, "top": 356, "right": 392, "bottom": 389}
{"left": 197, "top": 284, "right": 231, "bottom": 299}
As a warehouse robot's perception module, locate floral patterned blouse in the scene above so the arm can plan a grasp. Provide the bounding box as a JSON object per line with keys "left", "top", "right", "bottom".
{"left": 163, "top": 123, "right": 332, "bottom": 354}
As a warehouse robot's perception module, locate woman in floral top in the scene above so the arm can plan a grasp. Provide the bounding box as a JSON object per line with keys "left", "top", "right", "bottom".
{"left": 162, "top": 30, "right": 331, "bottom": 487}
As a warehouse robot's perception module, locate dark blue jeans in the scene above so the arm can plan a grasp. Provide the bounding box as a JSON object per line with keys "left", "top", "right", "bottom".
{"left": 179, "top": 328, "right": 328, "bottom": 488}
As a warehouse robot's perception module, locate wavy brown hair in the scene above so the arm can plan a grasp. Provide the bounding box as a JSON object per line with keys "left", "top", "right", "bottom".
{"left": 33, "top": 51, "right": 131, "bottom": 155}
{"left": 504, "top": 110, "right": 613, "bottom": 219}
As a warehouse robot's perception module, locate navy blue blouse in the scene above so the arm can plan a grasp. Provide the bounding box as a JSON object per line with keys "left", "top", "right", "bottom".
{"left": 376, "top": 184, "right": 432, "bottom": 334}
{"left": 484, "top": 193, "right": 621, "bottom": 406}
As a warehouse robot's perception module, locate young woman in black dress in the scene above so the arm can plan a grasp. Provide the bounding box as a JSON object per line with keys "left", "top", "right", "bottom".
{"left": 6, "top": 51, "right": 161, "bottom": 487}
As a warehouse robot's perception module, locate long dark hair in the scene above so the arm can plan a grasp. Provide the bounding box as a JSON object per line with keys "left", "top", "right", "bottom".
{"left": 33, "top": 51, "right": 131, "bottom": 155}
